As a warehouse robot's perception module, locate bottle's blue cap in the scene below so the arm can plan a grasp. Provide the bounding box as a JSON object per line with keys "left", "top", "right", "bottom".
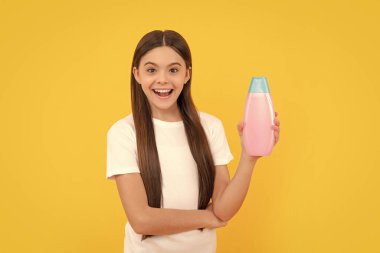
{"left": 248, "top": 77, "right": 270, "bottom": 93}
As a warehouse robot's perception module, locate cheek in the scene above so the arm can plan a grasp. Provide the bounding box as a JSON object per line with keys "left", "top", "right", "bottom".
{"left": 141, "top": 86, "right": 152, "bottom": 94}
{"left": 139, "top": 77, "right": 154, "bottom": 88}
{"left": 169, "top": 76, "right": 185, "bottom": 86}
{"left": 140, "top": 76, "right": 154, "bottom": 84}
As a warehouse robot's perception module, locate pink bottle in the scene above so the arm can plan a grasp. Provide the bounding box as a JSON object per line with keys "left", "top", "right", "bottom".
{"left": 242, "top": 77, "right": 275, "bottom": 156}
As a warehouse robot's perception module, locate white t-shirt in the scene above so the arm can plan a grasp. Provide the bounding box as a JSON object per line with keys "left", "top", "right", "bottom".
{"left": 106, "top": 111, "right": 234, "bottom": 253}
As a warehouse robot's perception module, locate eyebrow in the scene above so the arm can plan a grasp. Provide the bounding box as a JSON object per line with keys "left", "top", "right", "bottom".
{"left": 143, "top": 61, "right": 182, "bottom": 67}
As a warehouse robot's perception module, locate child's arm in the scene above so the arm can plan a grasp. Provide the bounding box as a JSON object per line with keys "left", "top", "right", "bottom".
{"left": 212, "top": 116, "right": 280, "bottom": 221}
{"left": 211, "top": 154, "right": 257, "bottom": 222}
{"left": 114, "top": 173, "right": 227, "bottom": 235}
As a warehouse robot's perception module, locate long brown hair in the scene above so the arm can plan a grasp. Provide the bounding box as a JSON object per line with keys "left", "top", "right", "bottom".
{"left": 130, "top": 30, "right": 215, "bottom": 240}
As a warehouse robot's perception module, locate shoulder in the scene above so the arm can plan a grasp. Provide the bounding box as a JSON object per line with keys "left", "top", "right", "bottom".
{"left": 198, "top": 111, "right": 224, "bottom": 134}
{"left": 107, "top": 113, "right": 136, "bottom": 141}
{"left": 199, "top": 111, "right": 223, "bottom": 125}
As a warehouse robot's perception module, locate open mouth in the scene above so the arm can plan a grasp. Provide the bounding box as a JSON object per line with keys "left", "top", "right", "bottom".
{"left": 152, "top": 89, "right": 174, "bottom": 98}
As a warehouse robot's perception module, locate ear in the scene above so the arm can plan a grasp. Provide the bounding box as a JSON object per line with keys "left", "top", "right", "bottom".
{"left": 132, "top": 67, "right": 141, "bottom": 84}
{"left": 185, "top": 67, "right": 192, "bottom": 84}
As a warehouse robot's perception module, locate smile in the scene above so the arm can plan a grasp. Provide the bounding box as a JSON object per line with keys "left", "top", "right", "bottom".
{"left": 152, "top": 89, "right": 174, "bottom": 98}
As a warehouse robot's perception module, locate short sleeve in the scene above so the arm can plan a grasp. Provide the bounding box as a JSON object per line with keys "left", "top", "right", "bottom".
{"left": 209, "top": 119, "right": 234, "bottom": 166}
{"left": 106, "top": 122, "right": 140, "bottom": 180}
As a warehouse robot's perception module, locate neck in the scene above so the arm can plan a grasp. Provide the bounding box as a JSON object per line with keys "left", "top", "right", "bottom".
{"left": 151, "top": 105, "right": 182, "bottom": 122}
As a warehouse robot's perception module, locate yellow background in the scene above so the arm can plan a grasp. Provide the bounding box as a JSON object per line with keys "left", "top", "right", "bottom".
{"left": 1, "top": 0, "right": 379, "bottom": 252}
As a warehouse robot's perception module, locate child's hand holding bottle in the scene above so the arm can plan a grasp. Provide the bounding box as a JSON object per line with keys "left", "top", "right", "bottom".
{"left": 237, "top": 111, "right": 280, "bottom": 161}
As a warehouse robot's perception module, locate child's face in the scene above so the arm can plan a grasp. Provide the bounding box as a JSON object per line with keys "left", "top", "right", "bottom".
{"left": 133, "top": 46, "right": 191, "bottom": 118}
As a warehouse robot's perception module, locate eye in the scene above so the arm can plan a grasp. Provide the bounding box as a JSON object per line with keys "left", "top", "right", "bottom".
{"left": 147, "top": 68, "right": 156, "bottom": 73}
{"left": 170, "top": 68, "right": 179, "bottom": 73}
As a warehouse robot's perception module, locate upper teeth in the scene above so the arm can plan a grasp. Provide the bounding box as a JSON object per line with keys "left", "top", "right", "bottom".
{"left": 154, "top": 89, "right": 171, "bottom": 93}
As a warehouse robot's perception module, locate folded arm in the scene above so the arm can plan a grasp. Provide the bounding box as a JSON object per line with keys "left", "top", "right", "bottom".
{"left": 114, "top": 173, "right": 226, "bottom": 235}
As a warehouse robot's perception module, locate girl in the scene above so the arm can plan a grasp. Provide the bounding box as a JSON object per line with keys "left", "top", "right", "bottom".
{"left": 106, "top": 30, "right": 280, "bottom": 253}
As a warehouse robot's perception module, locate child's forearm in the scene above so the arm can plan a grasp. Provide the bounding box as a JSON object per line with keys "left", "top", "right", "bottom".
{"left": 133, "top": 207, "right": 211, "bottom": 235}
{"left": 213, "top": 153, "right": 257, "bottom": 221}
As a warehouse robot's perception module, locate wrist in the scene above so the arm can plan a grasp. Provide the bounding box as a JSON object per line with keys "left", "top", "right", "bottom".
{"left": 240, "top": 152, "right": 259, "bottom": 165}
{"left": 203, "top": 209, "right": 214, "bottom": 228}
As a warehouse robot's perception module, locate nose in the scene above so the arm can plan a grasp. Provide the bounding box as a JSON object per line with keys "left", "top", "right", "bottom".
{"left": 157, "top": 70, "right": 169, "bottom": 84}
